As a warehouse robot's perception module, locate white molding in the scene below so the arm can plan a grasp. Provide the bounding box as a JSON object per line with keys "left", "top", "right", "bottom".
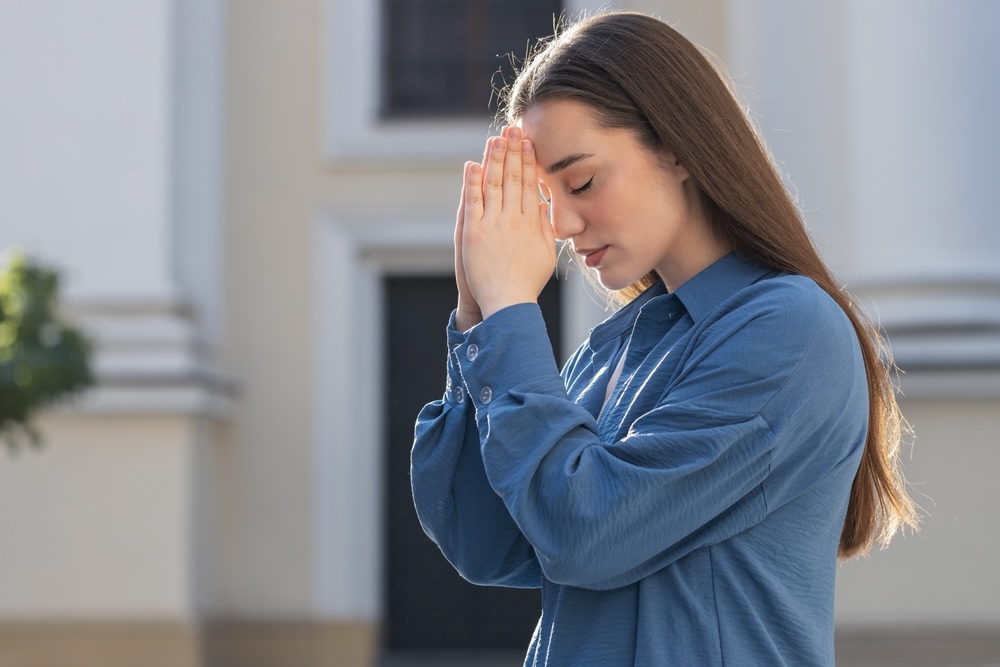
{"left": 850, "top": 274, "right": 1000, "bottom": 389}
{"left": 321, "top": 0, "right": 615, "bottom": 164}
{"left": 172, "top": 0, "right": 226, "bottom": 346}
{"left": 312, "top": 211, "right": 454, "bottom": 620}
{"left": 56, "top": 298, "right": 233, "bottom": 419}
{"left": 65, "top": 384, "right": 233, "bottom": 418}
{"left": 896, "top": 369, "right": 1000, "bottom": 401}
{"left": 322, "top": 0, "right": 492, "bottom": 164}
{"left": 855, "top": 276, "right": 1000, "bottom": 332}
{"left": 311, "top": 211, "right": 604, "bottom": 619}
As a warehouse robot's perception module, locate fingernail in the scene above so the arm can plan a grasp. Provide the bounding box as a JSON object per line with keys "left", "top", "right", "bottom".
{"left": 523, "top": 139, "right": 533, "bottom": 154}
{"left": 508, "top": 127, "right": 522, "bottom": 141}
{"left": 495, "top": 137, "right": 507, "bottom": 151}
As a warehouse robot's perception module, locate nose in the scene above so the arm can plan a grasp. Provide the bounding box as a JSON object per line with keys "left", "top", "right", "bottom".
{"left": 550, "top": 201, "right": 585, "bottom": 241}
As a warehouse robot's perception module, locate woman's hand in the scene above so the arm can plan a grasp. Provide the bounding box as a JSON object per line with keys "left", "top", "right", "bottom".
{"left": 461, "top": 126, "right": 556, "bottom": 321}
{"left": 454, "top": 160, "right": 484, "bottom": 332}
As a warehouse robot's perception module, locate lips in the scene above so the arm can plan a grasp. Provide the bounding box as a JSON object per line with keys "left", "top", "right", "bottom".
{"left": 577, "top": 246, "right": 608, "bottom": 268}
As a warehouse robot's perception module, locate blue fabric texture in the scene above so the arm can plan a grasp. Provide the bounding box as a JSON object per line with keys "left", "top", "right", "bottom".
{"left": 411, "top": 253, "right": 868, "bottom": 666}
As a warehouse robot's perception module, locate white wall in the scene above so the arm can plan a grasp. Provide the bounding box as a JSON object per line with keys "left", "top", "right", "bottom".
{"left": 0, "top": 0, "right": 228, "bottom": 621}
{"left": 0, "top": 1, "right": 174, "bottom": 301}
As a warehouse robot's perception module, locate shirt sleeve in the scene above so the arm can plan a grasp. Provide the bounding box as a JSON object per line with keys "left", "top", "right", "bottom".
{"left": 410, "top": 311, "right": 542, "bottom": 589}
{"left": 454, "top": 290, "right": 862, "bottom": 591}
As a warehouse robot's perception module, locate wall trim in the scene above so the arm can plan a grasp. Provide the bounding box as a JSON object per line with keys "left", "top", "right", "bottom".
{"left": 835, "top": 626, "right": 1000, "bottom": 666}
{"left": 321, "top": 0, "right": 615, "bottom": 164}
{"left": 57, "top": 298, "right": 234, "bottom": 418}
{"left": 1, "top": 620, "right": 995, "bottom": 667}
{"left": 312, "top": 213, "right": 453, "bottom": 620}
{"left": 322, "top": 0, "right": 490, "bottom": 164}
{"left": 0, "top": 621, "right": 201, "bottom": 667}
{"left": 311, "top": 212, "right": 606, "bottom": 621}
{"left": 0, "top": 619, "right": 379, "bottom": 667}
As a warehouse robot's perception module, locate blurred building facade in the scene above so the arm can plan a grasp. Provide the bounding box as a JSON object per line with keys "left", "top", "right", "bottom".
{"left": 0, "top": 1, "right": 997, "bottom": 666}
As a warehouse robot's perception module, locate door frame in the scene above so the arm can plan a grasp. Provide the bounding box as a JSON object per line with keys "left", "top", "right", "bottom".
{"left": 311, "top": 211, "right": 607, "bottom": 622}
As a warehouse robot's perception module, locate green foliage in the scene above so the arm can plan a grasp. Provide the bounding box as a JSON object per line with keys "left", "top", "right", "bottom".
{"left": 0, "top": 253, "right": 94, "bottom": 449}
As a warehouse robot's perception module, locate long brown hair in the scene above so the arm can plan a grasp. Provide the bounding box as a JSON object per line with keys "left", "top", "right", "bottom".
{"left": 503, "top": 10, "right": 918, "bottom": 558}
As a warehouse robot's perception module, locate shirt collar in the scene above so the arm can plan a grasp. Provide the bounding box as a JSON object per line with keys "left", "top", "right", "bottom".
{"left": 588, "top": 280, "right": 668, "bottom": 349}
{"left": 586, "top": 253, "right": 777, "bottom": 348}
{"left": 673, "top": 252, "right": 779, "bottom": 323}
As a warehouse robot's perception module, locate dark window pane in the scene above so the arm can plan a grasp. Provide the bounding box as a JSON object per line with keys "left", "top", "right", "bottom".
{"left": 382, "top": 0, "right": 562, "bottom": 118}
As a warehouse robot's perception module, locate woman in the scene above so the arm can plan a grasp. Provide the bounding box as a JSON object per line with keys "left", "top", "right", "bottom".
{"left": 411, "top": 11, "right": 917, "bottom": 666}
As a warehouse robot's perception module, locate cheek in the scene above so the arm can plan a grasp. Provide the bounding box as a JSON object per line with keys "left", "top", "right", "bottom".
{"left": 590, "top": 190, "right": 632, "bottom": 233}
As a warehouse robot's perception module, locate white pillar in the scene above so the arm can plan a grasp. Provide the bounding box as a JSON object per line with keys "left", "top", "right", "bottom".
{"left": 728, "top": 0, "right": 1000, "bottom": 397}
{"left": 726, "top": 0, "right": 1000, "bottom": 635}
{"left": 0, "top": 0, "right": 229, "bottom": 404}
{"left": 0, "top": 0, "right": 228, "bottom": 624}
{"left": 1, "top": 1, "right": 175, "bottom": 301}
{"left": 844, "top": 0, "right": 1000, "bottom": 394}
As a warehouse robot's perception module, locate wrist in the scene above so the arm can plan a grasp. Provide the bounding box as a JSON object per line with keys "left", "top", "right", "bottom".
{"left": 478, "top": 293, "right": 538, "bottom": 321}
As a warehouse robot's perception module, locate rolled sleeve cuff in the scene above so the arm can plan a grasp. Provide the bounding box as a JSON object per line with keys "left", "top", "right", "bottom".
{"left": 449, "top": 303, "right": 564, "bottom": 417}
{"left": 444, "top": 310, "right": 473, "bottom": 407}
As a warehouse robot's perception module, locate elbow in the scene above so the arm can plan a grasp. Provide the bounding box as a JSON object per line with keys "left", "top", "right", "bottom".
{"left": 537, "top": 555, "right": 606, "bottom": 589}
{"left": 450, "top": 533, "right": 540, "bottom": 588}
{"left": 455, "top": 560, "right": 509, "bottom": 587}
{"left": 448, "top": 552, "right": 528, "bottom": 588}
{"left": 533, "top": 535, "right": 622, "bottom": 590}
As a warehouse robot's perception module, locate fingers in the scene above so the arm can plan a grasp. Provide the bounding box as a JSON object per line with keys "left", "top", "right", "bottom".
{"left": 502, "top": 127, "right": 524, "bottom": 215}
{"left": 457, "top": 160, "right": 468, "bottom": 221}
{"left": 482, "top": 135, "right": 506, "bottom": 220}
{"left": 478, "top": 126, "right": 537, "bottom": 221}
{"left": 464, "top": 160, "right": 484, "bottom": 224}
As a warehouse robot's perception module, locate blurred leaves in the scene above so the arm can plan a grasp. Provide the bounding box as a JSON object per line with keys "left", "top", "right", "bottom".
{"left": 0, "top": 253, "right": 94, "bottom": 450}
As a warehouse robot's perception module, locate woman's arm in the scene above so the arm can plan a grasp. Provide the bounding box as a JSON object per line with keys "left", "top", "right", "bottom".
{"left": 410, "top": 316, "right": 542, "bottom": 589}
{"left": 411, "top": 400, "right": 542, "bottom": 588}
{"left": 454, "top": 285, "right": 864, "bottom": 591}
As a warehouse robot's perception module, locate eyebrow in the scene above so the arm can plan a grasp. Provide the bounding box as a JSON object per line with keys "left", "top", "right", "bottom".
{"left": 546, "top": 153, "right": 594, "bottom": 174}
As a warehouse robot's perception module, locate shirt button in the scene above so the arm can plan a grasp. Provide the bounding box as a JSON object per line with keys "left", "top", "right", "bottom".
{"left": 479, "top": 386, "right": 492, "bottom": 404}
{"left": 466, "top": 344, "right": 479, "bottom": 361}
{"left": 454, "top": 386, "right": 464, "bottom": 403}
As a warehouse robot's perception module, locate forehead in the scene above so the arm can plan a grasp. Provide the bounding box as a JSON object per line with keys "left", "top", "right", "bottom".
{"left": 518, "top": 100, "right": 606, "bottom": 173}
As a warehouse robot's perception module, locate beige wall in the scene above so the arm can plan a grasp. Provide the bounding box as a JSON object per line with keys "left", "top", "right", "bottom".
{"left": 836, "top": 398, "right": 1000, "bottom": 626}
{"left": 220, "top": 0, "right": 486, "bottom": 618}
{"left": 220, "top": 0, "right": 322, "bottom": 615}
{"left": 0, "top": 414, "right": 203, "bottom": 618}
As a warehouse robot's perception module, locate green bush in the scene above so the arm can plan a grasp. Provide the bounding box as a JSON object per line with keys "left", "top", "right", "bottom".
{"left": 0, "top": 253, "right": 94, "bottom": 449}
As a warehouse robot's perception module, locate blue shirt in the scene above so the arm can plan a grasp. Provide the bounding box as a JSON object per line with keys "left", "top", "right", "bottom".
{"left": 411, "top": 253, "right": 868, "bottom": 666}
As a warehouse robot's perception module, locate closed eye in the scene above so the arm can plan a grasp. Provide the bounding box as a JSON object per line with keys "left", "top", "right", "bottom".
{"left": 569, "top": 177, "right": 594, "bottom": 195}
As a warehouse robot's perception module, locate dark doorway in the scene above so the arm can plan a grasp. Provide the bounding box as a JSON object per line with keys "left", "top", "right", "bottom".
{"left": 383, "top": 275, "right": 562, "bottom": 656}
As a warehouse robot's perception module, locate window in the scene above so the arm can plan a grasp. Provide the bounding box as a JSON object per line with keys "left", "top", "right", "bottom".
{"left": 381, "top": 0, "right": 563, "bottom": 118}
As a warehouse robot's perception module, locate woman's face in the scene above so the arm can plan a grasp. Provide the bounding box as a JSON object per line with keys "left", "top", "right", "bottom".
{"left": 519, "top": 99, "right": 723, "bottom": 292}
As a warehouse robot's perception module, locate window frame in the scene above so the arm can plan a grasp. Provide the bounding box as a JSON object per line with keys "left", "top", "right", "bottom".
{"left": 322, "top": 0, "right": 604, "bottom": 164}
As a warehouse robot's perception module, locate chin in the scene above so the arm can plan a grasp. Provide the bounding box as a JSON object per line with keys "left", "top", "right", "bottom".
{"left": 592, "top": 265, "right": 646, "bottom": 291}
{"left": 595, "top": 273, "right": 631, "bottom": 292}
